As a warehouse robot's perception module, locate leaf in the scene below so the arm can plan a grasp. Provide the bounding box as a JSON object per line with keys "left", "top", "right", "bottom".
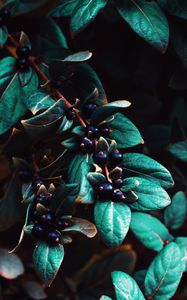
{"left": 94, "top": 201, "right": 131, "bottom": 247}
{"left": 18, "top": 67, "right": 34, "bottom": 87}
{"left": 22, "top": 281, "right": 47, "bottom": 300}
{"left": 169, "top": 140, "right": 187, "bottom": 162}
{"left": 122, "top": 153, "right": 174, "bottom": 189}
{"left": 130, "top": 212, "right": 173, "bottom": 251}
{"left": 63, "top": 51, "right": 92, "bottom": 62}
{"left": 58, "top": 116, "right": 74, "bottom": 134}
{"left": 100, "top": 296, "right": 112, "bottom": 300}
{"left": 0, "top": 250, "right": 24, "bottom": 279}
{"left": 24, "top": 90, "right": 55, "bottom": 115}
{"left": 164, "top": 191, "right": 187, "bottom": 230}
{"left": 116, "top": 0, "right": 169, "bottom": 53}
{"left": 0, "top": 26, "right": 8, "bottom": 46}
{"left": 70, "top": 0, "right": 108, "bottom": 35}
{"left": 91, "top": 100, "right": 131, "bottom": 124}
{"left": 125, "top": 177, "right": 171, "bottom": 211}
{"left": 96, "top": 137, "right": 109, "bottom": 152}
{"left": 107, "top": 113, "right": 143, "bottom": 149}
{"left": 134, "top": 270, "right": 146, "bottom": 289}
{"left": 158, "top": 0, "right": 187, "bottom": 20}
{"left": 63, "top": 217, "right": 97, "bottom": 238}
{"left": 144, "top": 242, "right": 184, "bottom": 299}
{"left": 33, "top": 242, "right": 64, "bottom": 286}
{"left": 17, "top": 0, "right": 47, "bottom": 14}
{"left": 112, "top": 271, "right": 145, "bottom": 300}
{"left": 0, "top": 57, "right": 16, "bottom": 93}
{"left": 88, "top": 172, "right": 106, "bottom": 187}
{"left": 49, "top": 0, "right": 78, "bottom": 17}
{"left": 19, "top": 31, "right": 32, "bottom": 49}
{"left": 68, "top": 154, "right": 94, "bottom": 204}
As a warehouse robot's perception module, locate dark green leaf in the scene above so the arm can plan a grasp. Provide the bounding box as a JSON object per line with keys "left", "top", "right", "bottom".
{"left": 144, "top": 242, "right": 184, "bottom": 300}
{"left": 116, "top": 0, "right": 169, "bottom": 53}
{"left": 121, "top": 153, "right": 174, "bottom": 188}
{"left": 63, "top": 217, "right": 97, "bottom": 238}
{"left": 107, "top": 113, "right": 143, "bottom": 149}
{"left": 24, "top": 90, "right": 55, "bottom": 115}
{"left": 17, "top": 0, "right": 47, "bottom": 13}
{"left": 134, "top": 270, "right": 146, "bottom": 289}
{"left": 18, "top": 67, "right": 34, "bottom": 87}
{"left": 0, "top": 250, "right": 24, "bottom": 280}
{"left": 58, "top": 116, "right": 74, "bottom": 133}
{"left": 130, "top": 212, "right": 173, "bottom": 251}
{"left": 158, "top": 0, "right": 187, "bottom": 20}
{"left": 169, "top": 140, "right": 187, "bottom": 162}
{"left": 94, "top": 201, "right": 131, "bottom": 247}
{"left": 0, "top": 57, "right": 16, "bottom": 93}
{"left": 49, "top": 0, "right": 78, "bottom": 17}
{"left": 164, "top": 191, "right": 187, "bottom": 230}
{"left": 88, "top": 172, "right": 106, "bottom": 187}
{"left": 0, "top": 26, "right": 8, "bottom": 46}
{"left": 96, "top": 137, "right": 109, "bottom": 152}
{"left": 33, "top": 242, "right": 64, "bottom": 286}
{"left": 112, "top": 271, "right": 145, "bottom": 300}
{"left": 63, "top": 51, "right": 92, "bottom": 62}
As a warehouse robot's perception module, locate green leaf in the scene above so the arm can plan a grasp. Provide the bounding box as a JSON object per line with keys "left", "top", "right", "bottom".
{"left": 158, "top": 0, "right": 187, "bottom": 20}
{"left": 58, "top": 116, "right": 74, "bottom": 134}
{"left": 130, "top": 212, "right": 173, "bottom": 251}
{"left": 126, "top": 177, "right": 171, "bottom": 211}
{"left": 0, "top": 250, "right": 24, "bottom": 280}
{"left": 0, "top": 26, "right": 8, "bottom": 46}
{"left": 49, "top": 0, "right": 78, "bottom": 17}
{"left": 62, "top": 217, "right": 97, "bottom": 238}
{"left": 96, "top": 137, "right": 109, "bottom": 152}
{"left": 100, "top": 296, "right": 112, "bottom": 300}
{"left": 91, "top": 100, "right": 131, "bottom": 125}
{"left": 24, "top": 90, "right": 55, "bottom": 115}
{"left": 144, "top": 242, "right": 184, "bottom": 300}
{"left": 0, "top": 57, "right": 16, "bottom": 93}
{"left": 63, "top": 51, "right": 92, "bottom": 62}
{"left": 134, "top": 270, "right": 146, "bottom": 289}
{"left": 94, "top": 201, "right": 131, "bottom": 247}
{"left": 17, "top": 0, "right": 47, "bottom": 13}
{"left": 70, "top": 0, "right": 108, "bottom": 35}
{"left": 164, "top": 191, "right": 187, "bottom": 230}
{"left": 18, "top": 67, "right": 34, "bottom": 87}
{"left": 175, "top": 237, "right": 187, "bottom": 249}
{"left": 68, "top": 154, "right": 94, "bottom": 204}
{"left": 107, "top": 113, "right": 143, "bottom": 149}
{"left": 33, "top": 242, "right": 64, "bottom": 286}
{"left": 121, "top": 153, "right": 174, "bottom": 188}
{"left": 88, "top": 172, "right": 106, "bottom": 187}
{"left": 116, "top": 0, "right": 169, "bottom": 53}
{"left": 112, "top": 271, "right": 145, "bottom": 300}
{"left": 169, "top": 140, "right": 187, "bottom": 162}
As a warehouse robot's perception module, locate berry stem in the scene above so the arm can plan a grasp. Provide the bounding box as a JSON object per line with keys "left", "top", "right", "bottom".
{"left": 104, "top": 165, "right": 112, "bottom": 182}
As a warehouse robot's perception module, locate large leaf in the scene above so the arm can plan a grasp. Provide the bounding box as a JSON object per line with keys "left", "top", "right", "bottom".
{"left": 49, "top": 0, "right": 78, "bottom": 17}
{"left": 70, "top": 0, "right": 108, "bottom": 35}
{"left": 112, "top": 271, "right": 145, "bottom": 300}
{"left": 33, "top": 242, "right": 64, "bottom": 286}
{"left": 0, "top": 26, "right": 8, "bottom": 46}
{"left": 130, "top": 212, "right": 173, "bottom": 251}
{"left": 169, "top": 140, "right": 187, "bottom": 162}
{"left": 116, "top": 0, "right": 169, "bottom": 53}
{"left": 125, "top": 177, "right": 171, "bottom": 211}
{"left": 164, "top": 191, "right": 187, "bottom": 230}
{"left": 144, "top": 242, "right": 184, "bottom": 299}
{"left": 0, "top": 250, "right": 24, "bottom": 279}
{"left": 94, "top": 201, "right": 131, "bottom": 248}
{"left": 107, "top": 113, "right": 143, "bottom": 149}
{"left": 122, "top": 153, "right": 174, "bottom": 189}
{"left": 0, "top": 57, "right": 16, "bottom": 92}
{"left": 24, "top": 90, "right": 55, "bottom": 115}
{"left": 68, "top": 154, "right": 94, "bottom": 204}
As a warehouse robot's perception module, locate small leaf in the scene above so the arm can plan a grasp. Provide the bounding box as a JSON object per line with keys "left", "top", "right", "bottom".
{"left": 100, "top": 296, "right": 112, "bottom": 300}
{"left": 33, "top": 242, "right": 64, "bottom": 286}
{"left": 116, "top": 0, "right": 169, "bottom": 53}
{"left": 58, "top": 116, "right": 74, "bottom": 134}
{"left": 107, "top": 113, "right": 143, "bottom": 149}
{"left": 63, "top": 51, "right": 92, "bottom": 62}
{"left": 49, "top": 0, "right": 78, "bottom": 17}
{"left": 0, "top": 57, "right": 16, "bottom": 93}
{"left": 164, "top": 191, "right": 187, "bottom": 230}
{"left": 0, "top": 250, "right": 24, "bottom": 279}
{"left": 144, "top": 242, "right": 184, "bottom": 299}
{"left": 94, "top": 201, "right": 131, "bottom": 247}
{"left": 96, "top": 137, "right": 109, "bottom": 152}
{"left": 130, "top": 212, "right": 173, "bottom": 251}
{"left": 22, "top": 281, "right": 47, "bottom": 300}
{"left": 169, "top": 140, "right": 187, "bottom": 162}
{"left": 112, "top": 271, "right": 145, "bottom": 300}
{"left": 24, "top": 90, "right": 55, "bottom": 115}
{"left": 125, "top": 177, "right": 171, "bottom": 211}
{"left": 122, "top": 153, "right": 174, "bottom": 189}
{"left": 0, "top": 26, "right": 8, "bottom": 46}
{"left": 88, "top": 172, "right": 106, "bottom": 187}
{"left": 63, "top": 217, "right": 97, "bottom": 238}
{"left": 19, "top": 31, "right": 32, "bottom": 49}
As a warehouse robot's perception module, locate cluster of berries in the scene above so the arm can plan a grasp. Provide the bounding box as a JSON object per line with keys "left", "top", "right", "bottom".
{"left": 0, "top": 7, "right": 11, "bottom": 27}
{"left": 16, "top": 46, "right": 30, "bottom": 71}
{"left": 31, "top": 178, "right": 70, "bottom": 246}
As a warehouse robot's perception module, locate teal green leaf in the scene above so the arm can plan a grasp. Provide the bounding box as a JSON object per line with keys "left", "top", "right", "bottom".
{"left": 49, "top": 0, "right": 78, "bottom": 17}
{"left": 112, "top": 271, "right": 145, "bottom": 300}
{"left": 107, "top": 113, "right": 143, "bottom": 149}
{"left": 0, "top": 26, "right": 8, "bottom": 46}
{"left": 33, "top": 242, "right": 64, "bottom": 286}
{"left": 158, "top": 0, "right": 187, "bottom": 20}
{"left": 94, "top": 201, "right": 131, "bottom": 247}
{"left": 61, "top": 137, "right": 78, "bottom": 150}
{"left": 70, "top": 0, "right": 108, "bottom": 35}
{"left": 88, "top": 172, "right": 106, "bottom": 187}
{"left": 144, "top": 242, "right": 184, "bottom": 300}
{"left": 68, "top": 154, "right": 94, "bottom": 204}
{"left": 130, "top": 212, "right": 173, "bottom": 251}
{"left": 58, "top": 116, "right": 74, "bottom": 134}
{"left": 63, "top": 217, "right": 97, "bottom": 238}
{"left": 169, "top": 140, "right": 187, "bottom": 162}
{"left": 116, "top": 0, "right": 169, "bottom": 53}
{"left": 121, "top": 153, "right": 174, "bottom": 188}
{"left": 96, "top": 137, "right": 109, "bottom": 152}
{"left": 164, "top": 191, "right": 187, "bottom": 230}
{"left": 121, "top": 177, "right": 140, "bottom": 192}
{"left": 100, "top": 296, "right": 112, "bottom": 300}
{"left": 175, "top": 237, "right": 187, "bottom": 249}
{"left": 18, "top": 68, "right": 34, "bottom": 87}
{"left": 17, "top": 0, "right": 47, "bottom": 14}
{"left": 126, "top": 177, "right": 171, "bottom": 211}
{"left": 91, "top": 100, "right": 131, "bottom": 125}
{"left": 134, "top": 270, "right": 146, "bottom": 289}
{"left": 24, "top": 90, "right": 55, "bottom": 115}
{"left": 63, "top": 51, "right": 92, "bottom": 62}
{"left": 0, "top": 57, "right": 16, "bottom": 93}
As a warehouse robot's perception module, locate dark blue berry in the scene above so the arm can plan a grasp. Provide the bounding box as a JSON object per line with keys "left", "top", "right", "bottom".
{"left": 110, "top": 150, "right": 123, "bottom": 165}
{"left": 16, "top": 46, "right": 30, "bottom": 58}
{"left": 93, "top": 151, "right": 108, "bottom": 166}
{"left": 31, "top": 210, "right": 42, "bottom": 222}
{"left": 82, "top": 102, "right": 98, "bottom": 118}
{"left": 112, "top": 177, "right": 123, "bottom": 189}
{"left": 55, "top": 219, "right": 70, "bottom": 231}
{"left": 65, "top": 108, "right": 76, "bottom": 120}
{"left": 18, "top": 169, "right": 33, "bottom": 182}
{"left": 98, "top": 182, "right": 114, "bottom": 200}
{"left": 32, "top": 178, "right": 44, "bottom": 190}
{"left": 99, "top": 126, "right": 110, "bottom": 137}
{"left": 80, "top": 137, "right": 95, "bottom": 153}
{"left": 113, "top": 189, "right": 124, "bottom": 201}
{"left": 34, "top": 193, "right": 52, "bottom": 207}
{"left": 40, "top": 212, "right": 54, "bottom": 226}
{"left": 16, "top": 58, "right": 30, "bottom": 71}
{"left": 86, "top": 125, "right": 99, "bottom": 139}
{"left": 32, "top": 223, "right": 46, "bottom": 239}
{"left": 47, "top": 229, "right": 61, "bottom": 246}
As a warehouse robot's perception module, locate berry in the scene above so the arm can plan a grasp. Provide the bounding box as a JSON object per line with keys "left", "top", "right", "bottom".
{"left": 65, "top": 108, "right": 76, "bottom": 120}
{"left": 55, "top": 218, "right": 70, "bottom": 231}
{"left": 47, "top": 229, "right": 61, "bottom": 246}
{"left": 93, "top": 151, "right": 108, "bottom": 166}
{"left": 31, "top": 210, "right": 42, "bottom": 222}
{"left": 40, "top": 212, "right": 54, "bottom": 226}
{"left": 110, "top": 150, "right": 123, "bottom": 166}
{"left": 82, "top": 102, "right": 98, "bottom": 118}
{"left": 16, "top": 46, "right": 30, "bottom": 58}
{"left": 0, "top": 8, "right": 11, "bottom": 26}
{"left": 112, "top": 177, "right": 123, "bottom": 189}
{"left": 80, "top": 137, "right": 95, "bottom": 153}
{"left": 18, "top": 169, "right": 33, "bottom": 182}
{"left": 32, "top": 178, "right": 45, "bottom": 190}
{"left": 98, "top": 182, "right": 114, "bottom": 200}
{"left": 99, "top": 126, "right": 110, "bottom": 137}
{"left": 113, "top": 189, "right": 124, "bottom": 201}
{"left": 32, "top": 223, "right": 46, "bottom": 239}
{"left": 86, "top": 125, "right": 99, "bottom": 139}
{"left": 16, "top": 58, "right": 30, "bottom": 71}
{"left": 34, "top": 193, "right": 52, "bottom": 207}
